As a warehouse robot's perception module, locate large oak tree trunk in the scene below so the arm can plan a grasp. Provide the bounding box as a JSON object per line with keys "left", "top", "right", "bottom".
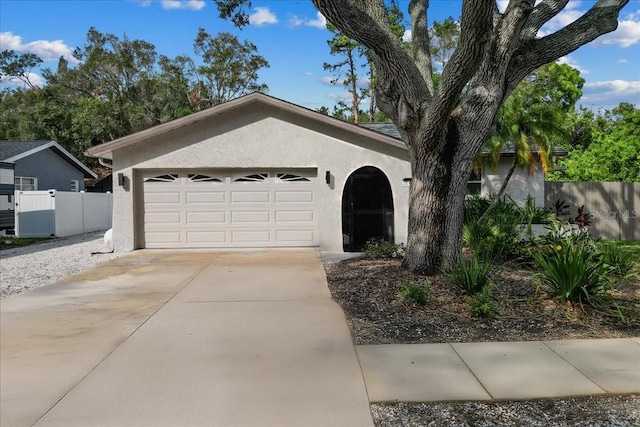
{"left": 402, "top": 116, "right": 485, "bottom": 274}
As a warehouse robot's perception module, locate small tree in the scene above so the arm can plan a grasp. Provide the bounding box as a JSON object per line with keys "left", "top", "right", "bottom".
{"left": 193, "top": 29, "right": 269, "bottom": 107}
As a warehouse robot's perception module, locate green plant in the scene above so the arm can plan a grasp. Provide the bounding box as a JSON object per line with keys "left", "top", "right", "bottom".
{"left": 533, "top": 242, "right": 614, "bottom": 304}
{"left": 363, "top": 238, "right": 405, "bottom": 259}
{"left": 597, "top": 241, "right": 637, "bottom": 279}
{"left": 399, "top": 278, "right": 430, "bottom": 305}
{"left": 464, "top": 195, "right": 490, "bottom": 224}
{"left": 467, "top": 284, "right": 499, "bottom": 318}
{"left": 443, "top": 255, "right": 493, "bottom": 296}
{"left": 463, "top": 200, "right": 522, "bottom": 261}
{"left": 521, "top": 196, "right": 556, "bottom": 241}
{"left": 542, "top": 220, "right": 595, "bottom": 250}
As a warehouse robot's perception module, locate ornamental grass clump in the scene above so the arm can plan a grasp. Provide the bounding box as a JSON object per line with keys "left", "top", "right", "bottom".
{"left": 443, "top": 254, "right": 493, "bottom": 296}
{"left": 597, "top": 241, "right": 637, "bottom": 279}
{"left": 533, "top": 240, "right": 614, "bottom": 305}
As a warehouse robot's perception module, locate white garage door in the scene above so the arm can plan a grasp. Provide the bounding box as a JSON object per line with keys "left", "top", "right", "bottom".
{"left": 142, "top": 170, "right": 318, "bottom": 248}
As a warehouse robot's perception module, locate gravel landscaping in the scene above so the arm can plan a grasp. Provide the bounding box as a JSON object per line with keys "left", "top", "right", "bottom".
{"left": 0, "top": 230, "right": 121, "bottom": 299}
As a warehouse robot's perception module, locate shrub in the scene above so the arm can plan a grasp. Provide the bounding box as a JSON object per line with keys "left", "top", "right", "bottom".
{"left": 399, "top": 278, "right": 430, "bottom": 305}
{"left": 598, "top": 241, "right": 637, "bottom": 279}
{"left": 464, "top": 195, "right": 490, "bottom": 224}
{"left": 363, "top": 238, "right": 405, "bottom": 259}
{"left": 443, "top": 254, "right": 493, "bottom": 296}
{"left": 521, "top": 196, "right": 556, "bottom": 241}
{"left": 467, "top": 284, "right": 499, "bottom": 318}
{"left": 533, "top": 242, "right": 614, "bottom": 304}
{"left": 463, "top": 200, "right": 522, "bottom": 261}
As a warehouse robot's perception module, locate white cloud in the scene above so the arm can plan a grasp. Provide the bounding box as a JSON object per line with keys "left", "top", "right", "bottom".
{"left": 591, "top": 14, "right": 640, "bottom": 48}
{"left": 288, "top": 15, "right": 304, "bottom": 27}
{"left": 304, "top": 71, "right": 313, "bottom": 76}
{"left": 402, "top": 30, "right": 412, "bottom": 42}
{"left": 320, "top": 75, "right": 370, "bottom": 90}
{"left": 556, "top": 55, "right": 589, "bottom": 74}
{"left": 580, "top": 80, "right": 640, "bottom": 109}
{"left": 320, "top": 76, "right": 335, "bottom": 85}
{"left": 538, "top": 5, "right": 640, "bottom": 48}
{"left": 287, "top": 11, "right": 327, "bottom": 29}
{"left": 160, "top": 0, "right": 205, "bottom": 11}
{"left": 249, "top": 7, "right": 277, "bottom": 26}
{"left": 1, "top": 73, "right": 45, "bottom": 88}
{"left": 618, "top": 59, "right": 630, "bottom": 64}
{"left": 0, "top": 32, "right": 78, "bottom": 64}
{"left": 128, "top": 0, "right": 151, "bottom": 6}
{"left": 306, "top": 12, "right": 327, "bottom": 29}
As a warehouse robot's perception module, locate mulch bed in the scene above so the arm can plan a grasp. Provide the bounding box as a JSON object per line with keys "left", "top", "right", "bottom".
{"left": 325, "top": 258, "right": 640, "bottom": 345}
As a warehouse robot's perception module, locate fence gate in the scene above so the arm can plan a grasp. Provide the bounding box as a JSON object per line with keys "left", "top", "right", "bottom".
{"left": 15, "top": 190, "right": 56, "bottom": 237}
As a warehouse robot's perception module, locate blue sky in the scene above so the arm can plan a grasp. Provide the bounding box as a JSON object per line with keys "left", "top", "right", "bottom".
{"left": 1, "top": 0, "right": 639, "bottom": 111}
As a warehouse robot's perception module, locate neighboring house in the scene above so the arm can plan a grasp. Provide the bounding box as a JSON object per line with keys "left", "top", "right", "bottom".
{"left": 86, "top": 173, "right": 113, "bottom": 193}
{"left": 0, "top": 161, "right": 15, "bottom": 230}
{"left": 0, "top": 140, "right": 97, "bottom": 192}
{"left": 85, "top": 93, "right": 554, "bottom": 254}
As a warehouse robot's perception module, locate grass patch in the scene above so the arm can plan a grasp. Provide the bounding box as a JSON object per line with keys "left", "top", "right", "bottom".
{"left": 0, "top": 237, "right": 52, "bottom": 251}
{"left": 599, "top": 240, "right": 640, "bottom": 260}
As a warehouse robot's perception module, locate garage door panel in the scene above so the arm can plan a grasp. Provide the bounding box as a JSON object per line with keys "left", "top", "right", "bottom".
{"left": 186, "top": 231, "right": 227, "bottom": 244}
{"left": 275, "top": 211, "right": 315, "bottom": 223}
{"left": 231, "top": 191, "right": 270, "bottom": 203}
{"left": 275, "top": 191, "right": 314, "bottom": 203}
{"left": 145, "top": 192, "right": 181, "bottom": 204}
{"left": 145, "top": 231, "right": 182, "bottom": 245}
{"left": 143, "top": 170, "right": 318, "bottom": 248}
{"left": 276, "top": 229, "right": 315, "bottom": 243}
{"left": 145, "top": 212, "right": 181, "bottom": 224}
{"left": 232, "top": 230, "right": 271, "bottom": 243}
{"left": 187, "top": 212, "right": 226, "bottom": 224}
{"left": 186, "top": 192, "right": 225, "bottom": 203}
{"left": 231, "top": 211, "right": 270, "bottom": 223}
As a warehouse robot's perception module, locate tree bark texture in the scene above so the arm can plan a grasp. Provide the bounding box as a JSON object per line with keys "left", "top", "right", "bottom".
{"left": 311, "top": 0, "right": 629, "bottom": 273}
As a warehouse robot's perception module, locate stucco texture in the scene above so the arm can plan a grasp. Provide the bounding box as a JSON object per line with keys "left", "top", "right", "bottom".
{"left": 109, "top": 104, "right": 411, "bottom": 253}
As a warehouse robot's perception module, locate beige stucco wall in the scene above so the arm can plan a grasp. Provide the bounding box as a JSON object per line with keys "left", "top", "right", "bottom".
{"left": 482, "top": 160, "right": 545, "bottom": 208}
{"left": 109, "top": 106, "right": 411, "bottom": 253}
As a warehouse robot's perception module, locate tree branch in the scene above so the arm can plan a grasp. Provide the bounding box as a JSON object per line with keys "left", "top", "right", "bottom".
{"left": 521, "top": 0, "right": 570, "bottom": 40}
{"left": 437, "top": 0, "right": 494, "bottom": 121}
{"left": 409, "top": 0, "right": 434, "bottom": 94}
{"left": 507, "top": 0, "right": 629, "bottom": 91}
{"left": 313, "top": 0, "right": 430, "bottom": 129}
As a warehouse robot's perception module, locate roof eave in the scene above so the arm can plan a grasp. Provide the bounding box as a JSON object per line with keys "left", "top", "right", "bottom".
{"left": 84, "top": 93, "right": 407, "bottom": 160}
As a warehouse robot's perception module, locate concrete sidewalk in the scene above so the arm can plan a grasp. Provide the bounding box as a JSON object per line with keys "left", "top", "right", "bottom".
{"left": 357, "top": 338, "right": 640, "bottom": 402}
{"left": 1, "top": 249, "right": 373, "bottom": 427}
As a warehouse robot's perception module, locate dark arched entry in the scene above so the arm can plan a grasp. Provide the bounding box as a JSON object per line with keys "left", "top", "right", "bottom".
{"left": 342, "top": 166, "right": 394, "bottom": 252}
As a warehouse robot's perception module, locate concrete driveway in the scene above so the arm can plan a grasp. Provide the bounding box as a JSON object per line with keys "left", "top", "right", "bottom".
{"left": 1, "top": 249, "right": 373, "bottom": 427}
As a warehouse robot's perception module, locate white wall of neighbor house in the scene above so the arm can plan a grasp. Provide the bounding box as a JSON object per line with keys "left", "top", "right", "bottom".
{"left": 109, "top": 111, "right": 411, "bottom": 253}
{"left": 482, "top": 159, "right": 545, "bottom": 208}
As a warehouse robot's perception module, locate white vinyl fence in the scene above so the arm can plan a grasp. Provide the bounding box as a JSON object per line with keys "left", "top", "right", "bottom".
{"left": 15, "top": 190, "right": 112, "bottom": 238}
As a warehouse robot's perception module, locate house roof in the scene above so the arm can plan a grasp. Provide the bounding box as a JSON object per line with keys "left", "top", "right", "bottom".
{"left": 84, "top": 93, "right": 569, "bottom": 161}
{"left": 84, "top": 92, "right": 406, "bottom": 160}
{"left": 0, "top": 140, "right": 97, "bottom": 178}
{"left": 360, "top": 123, "right": 569, "bottom": 156}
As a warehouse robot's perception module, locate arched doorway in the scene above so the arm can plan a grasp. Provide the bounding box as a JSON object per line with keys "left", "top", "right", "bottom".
{"left": 342, "top": 166, "right": 394, "bottom": 252}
